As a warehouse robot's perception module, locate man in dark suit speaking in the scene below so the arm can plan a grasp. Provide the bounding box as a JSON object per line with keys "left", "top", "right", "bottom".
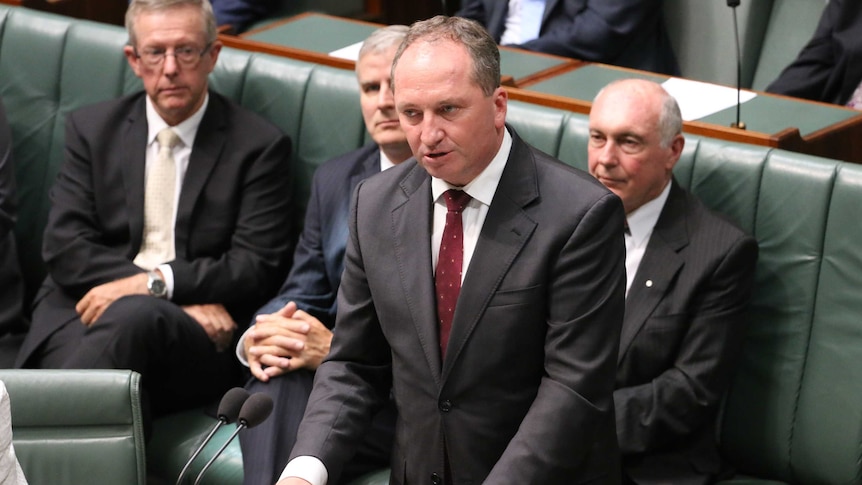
{"left": 588, "top": 79, "right": 758, "bottom": 484}
{"left": 279, "top": 15, "right": 626, "bottom": 485}
{"left": 15, "top": 0, "right": 294, "bottom": 426}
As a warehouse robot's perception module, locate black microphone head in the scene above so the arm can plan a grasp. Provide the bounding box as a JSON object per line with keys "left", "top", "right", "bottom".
{"left": 217, "top": 387, "right": 250, "bottom": 424}
{"left": 237, "top": 392, "right": 274, "bottom": 429}
{"left": 727, "top": 0, "right": 740, "bottom": 7}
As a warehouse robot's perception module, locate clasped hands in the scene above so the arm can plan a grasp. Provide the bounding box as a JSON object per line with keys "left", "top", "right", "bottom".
{"left": 243, "top": 301, "right": 333, "bottom": 382}
{"left": 74, "top": 272, "right": 236, "bottom": 352}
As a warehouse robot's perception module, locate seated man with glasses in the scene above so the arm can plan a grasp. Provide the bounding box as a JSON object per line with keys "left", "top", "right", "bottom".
{"left": 15, "top": 0, "right": 295, "bottom": 434}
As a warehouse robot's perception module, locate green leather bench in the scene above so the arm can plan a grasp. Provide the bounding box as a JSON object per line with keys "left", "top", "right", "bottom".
{"left": 0, "top": 369, "right": 146, "bottom": 484}
{"left": 3, "top": 5, "right": 862, "bottom": 485}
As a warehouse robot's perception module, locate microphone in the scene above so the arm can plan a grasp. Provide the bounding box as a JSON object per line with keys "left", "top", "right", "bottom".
{"left": 728, "top": 0, "right": 746, "bottom": 129}
{"left": 192, "top": 392, "right": 274, "bottom": 485}
{"left": 175, "top": 387, "right": 250, "bottom": 485}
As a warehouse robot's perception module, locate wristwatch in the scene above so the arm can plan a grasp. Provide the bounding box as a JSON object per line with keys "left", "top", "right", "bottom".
{"left": 146, "top": 271, "right": 167, "bottom": 299}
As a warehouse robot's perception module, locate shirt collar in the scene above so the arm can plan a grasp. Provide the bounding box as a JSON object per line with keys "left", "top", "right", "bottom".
{"left": 626, "top": 180, "right": 672, "bottom": 247}
{"left": 379, "top": 149, "right": 396, "bottom": 172}
{"left": 431, "top": 127, "right": 512, "bottom": 206}
{"left": 145, "top": 93, "right": 209, "bottom": 149}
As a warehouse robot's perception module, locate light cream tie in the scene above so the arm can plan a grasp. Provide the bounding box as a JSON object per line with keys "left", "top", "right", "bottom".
{"left": 134, "top": 128, "right": 180, "bottom": 270}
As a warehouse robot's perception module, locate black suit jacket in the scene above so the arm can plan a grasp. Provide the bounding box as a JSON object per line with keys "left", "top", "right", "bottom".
{"left": 16, "top": 91, "right": 294, "bottom": 366}
{"left": 615, "top": 181, "right": 758, "bottom": 484}
{"left": 0, "top": 99, "right": 25, "bottom": 336}
{"left": 291, "top": 130, "right": 626, "bottom": 484}
{"left": 456, "top": 0, "right": 679, "bottom": 75}
{"left": 766, "top": 0, "right": 862, "bottom": 106}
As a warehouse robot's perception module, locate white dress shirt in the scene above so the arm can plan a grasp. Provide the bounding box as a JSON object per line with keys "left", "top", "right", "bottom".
{"left": 500, "top": 0, "right": 548, "bottom": 45}
{"left": 624, "top": 181, "right": 671, "bottom": 297}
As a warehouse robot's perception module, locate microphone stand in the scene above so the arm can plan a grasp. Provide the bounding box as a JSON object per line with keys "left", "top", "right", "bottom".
{"left": 728, "top": 0, "right": 746, "bottom": 129}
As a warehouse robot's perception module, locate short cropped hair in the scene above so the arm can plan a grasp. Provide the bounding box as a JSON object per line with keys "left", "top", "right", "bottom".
{"left": 357, "top": 25, "right": 409, "bottom": 67}
{"left": 391, "top": 15, "right": 500, "bottom": 97}
{"left": 126, "top": 0, "right": 217, "bottom": 47}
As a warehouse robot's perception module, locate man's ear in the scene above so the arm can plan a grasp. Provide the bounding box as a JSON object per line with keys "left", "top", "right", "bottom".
{"left": 124, "top": 45, "right": 143, "bottom": 77}
{"left": 667, "top": 134, "right": 685, "bottom": 170}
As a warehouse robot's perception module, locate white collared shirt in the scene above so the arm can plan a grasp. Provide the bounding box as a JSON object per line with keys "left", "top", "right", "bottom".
{"left": 624, "top": 181, "right": 671, "bottom": 297}
{"left": 430, "top": 128, "right": 512, "bottom": 281}
{"left": 139, "top": 94, "right": 209, "bottom": 298}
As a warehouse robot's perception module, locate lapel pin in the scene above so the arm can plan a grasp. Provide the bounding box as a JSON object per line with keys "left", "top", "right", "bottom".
{"left": 645, "top": 280, "right": 653, "bottom": 288}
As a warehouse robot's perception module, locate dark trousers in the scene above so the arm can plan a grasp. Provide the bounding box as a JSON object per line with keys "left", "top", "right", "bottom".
{"left": 23, "top": 295, "right": 242, "bottom": 434}
{"left": 239, "top": 369, "right": 396, "bottom": 485}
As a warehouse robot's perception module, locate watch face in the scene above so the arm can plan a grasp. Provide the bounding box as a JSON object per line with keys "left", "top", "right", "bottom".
{"left": 149, "top": 276, "right": 166, "bottom": 297}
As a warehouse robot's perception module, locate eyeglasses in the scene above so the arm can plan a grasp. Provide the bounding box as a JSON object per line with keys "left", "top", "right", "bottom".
{"left": 134, "top": 43, "right": 212, "bottom": 68}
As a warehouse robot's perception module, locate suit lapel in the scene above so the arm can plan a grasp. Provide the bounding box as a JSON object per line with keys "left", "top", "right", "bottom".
{"left": 619, "top": 181, "right": 688, "bottom": 362}
{"left": 175, "top": 92, "right": 226, "bottom": 256}
{"left": 442, "top": 133, "right": 538, "bottom": 379}
{"left": 542, "top": 0, "right": 561, "bottom": 27}
{"left": 391, "top": 162, "right": 443, "bottom": 384}
{"left": 350, "top": 145, "right": 381, "bottom": 191}
{"left": 122, "top": 97, "right": 148, "bottom": 249}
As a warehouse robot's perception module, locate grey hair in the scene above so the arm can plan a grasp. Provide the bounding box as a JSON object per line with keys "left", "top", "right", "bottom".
{"left": 126, "top": 0, "right": 217, "bottom": 47}
{"left": 391, "top": 15, "right": 500, "bottom": 97}
{"left": 357, "top": 25, "right": 409, "bottom": 68}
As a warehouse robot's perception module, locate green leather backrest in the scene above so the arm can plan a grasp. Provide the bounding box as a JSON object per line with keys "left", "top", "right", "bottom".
{"left": 750, "top": 0, "right": 826, "bottom": 91}
{"left": 0, "top": 369, "right": 146, "bottom": 485}
{"left": 0, "top": 6, "right": 135, "bottom": 305}
{"left": 790, "top": 161, "right": 862, "bottom": 484}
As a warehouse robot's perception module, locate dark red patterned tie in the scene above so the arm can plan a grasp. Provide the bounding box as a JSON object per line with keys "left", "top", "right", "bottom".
{"left": 436, "top": 189, "right": 472, "bottom": 360}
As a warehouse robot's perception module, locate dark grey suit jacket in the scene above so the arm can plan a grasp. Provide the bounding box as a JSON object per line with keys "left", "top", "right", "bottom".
{"left": 615, "top": 180, "right": 758, "bottom": 484}
{"left": 16, "top": 90, "right": 294, "bottom": 366}
{"left": 291, "top": 130, "right": 626, "bottom": 484}
{"left": 766, "top": 0, "right": 862, "bottom": 106}
{"left": 457, "top": 0, "right": 679, "bottom": 75}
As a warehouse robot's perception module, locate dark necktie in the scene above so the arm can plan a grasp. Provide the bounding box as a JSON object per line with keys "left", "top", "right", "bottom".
{"left": 436, "top": 189, "right": 472, "bottom": 360}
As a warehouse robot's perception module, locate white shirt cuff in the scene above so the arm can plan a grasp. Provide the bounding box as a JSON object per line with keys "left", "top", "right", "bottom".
{"left": 157, "top": 263, "right": 175, "bottom": 300}
{"left": 279, "top": 455, "right": 329, "bottom": 485}
{"left": 235, "top": 326, "right": 252, "bottom": 367}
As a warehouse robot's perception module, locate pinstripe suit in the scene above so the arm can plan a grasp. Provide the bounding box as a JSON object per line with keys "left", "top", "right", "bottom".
{"left": 615, "top": 179, "right": 758, "bottom": 484}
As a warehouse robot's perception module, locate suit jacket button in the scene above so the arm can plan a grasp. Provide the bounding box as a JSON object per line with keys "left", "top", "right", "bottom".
{"left": 439, "top": 399, "right": 452, "bottom": 412}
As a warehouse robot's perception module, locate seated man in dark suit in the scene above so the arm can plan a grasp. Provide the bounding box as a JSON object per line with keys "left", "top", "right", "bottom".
{"left": 456, "top": 0, "right": 679, "bottom": 75}
{"left": 766, "top": 0, "right": 862, "bottom": 108}
{"left": 0, "top": 98, "right": 27, "bottom": 367}
{"left": 236, "top": 25, "right": 412, "bottom": 485}
{"left": 588, "top": 78, "right": 758, "bottom": 484}
{"left": 15, "top": 0, "right": 294, "bottom": 428}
